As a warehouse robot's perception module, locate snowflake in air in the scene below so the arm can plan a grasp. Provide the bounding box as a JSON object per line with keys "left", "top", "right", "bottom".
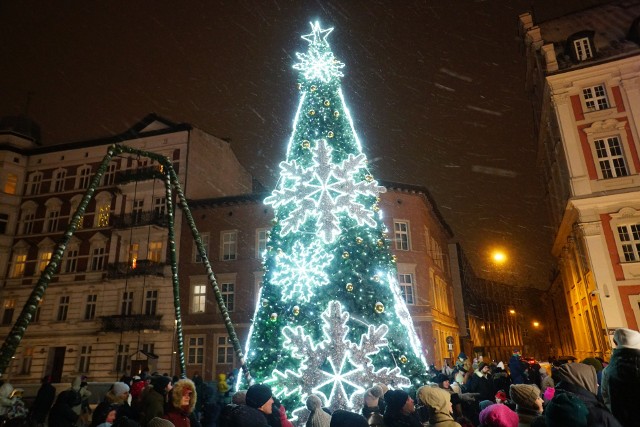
{"left": 269, "top": 301, "right": 411, "bottom": 424}
{"left": 271, "top": 240, "right": 334, "bottom": 303}
{"left": 265, "top": 139, "right": 386, "bottom": 243}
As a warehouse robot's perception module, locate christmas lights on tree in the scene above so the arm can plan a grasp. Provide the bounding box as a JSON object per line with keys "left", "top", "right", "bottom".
{"left": 243, "top": 21, "right": 429, "bottom": 423}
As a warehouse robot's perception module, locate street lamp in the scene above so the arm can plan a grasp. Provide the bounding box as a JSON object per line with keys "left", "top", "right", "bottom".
{"left": 533, "top": 321, "right": 540, "bottom": 328}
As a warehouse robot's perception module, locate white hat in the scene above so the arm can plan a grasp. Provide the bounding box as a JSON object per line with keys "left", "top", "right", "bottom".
{"left": 112, "top": 382, "right": 130, "bottom": 396}
{"left": 613, "top": 328, "right": 640, "bottom": 350}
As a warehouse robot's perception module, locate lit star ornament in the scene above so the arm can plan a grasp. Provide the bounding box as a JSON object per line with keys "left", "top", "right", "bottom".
{"left": 265, "top": 139, "right": 386, "bottom": 243}
{"left": 293, "top": 21, "right": 345, "bottom": 83}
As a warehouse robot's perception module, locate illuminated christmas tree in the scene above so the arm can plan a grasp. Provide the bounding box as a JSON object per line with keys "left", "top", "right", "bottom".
{"left": 243, "top": 21, "right": 429, "bottom": 423}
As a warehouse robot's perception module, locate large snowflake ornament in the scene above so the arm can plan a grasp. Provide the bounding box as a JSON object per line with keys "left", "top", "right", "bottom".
{"left": 293, "top": 21, "right": 345, "bottom": 83}
{"left": 271, "top": 240, "right": 334, "bottom": 303}
{"left": 265, "top": 139, "right": 386, "bottom": 243}
{"left": 269, "top": 301, "right": 410, "bottom": 424}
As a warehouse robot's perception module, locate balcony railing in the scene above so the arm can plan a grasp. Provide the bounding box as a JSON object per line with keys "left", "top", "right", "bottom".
{"left": 115, "top": 163, "right": 180, "bottom": 185}
{"left": 112, "top": 211, "right": 168, "bottom": 228}
{"left": 106, "top": 260, "right": 166, "bottom": 279}
{"left": 100, "top": 314, "right": 162, "bottom": 332}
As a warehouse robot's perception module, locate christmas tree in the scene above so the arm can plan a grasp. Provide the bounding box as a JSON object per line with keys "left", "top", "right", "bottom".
{"left": 243, "top": 21, "right": 429, "bottom": 423}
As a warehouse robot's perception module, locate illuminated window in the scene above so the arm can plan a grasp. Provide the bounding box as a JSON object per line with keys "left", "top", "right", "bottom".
{"left": 85, "top": 294, "right": 97, "bottom": 320}
{"left": 11, "top": 253, "right": 27, "bottom": 278}
{"left": 398, "top": 273, "right": 415, "bottom": 305}
{"left": 52, "top": 169, "right": 67, "bottom": 193}
{"left": 77, "top": 166, "right": 92, "bottom": 189}
{"left": 573, "top": 37, "right": 593, "bottom": 61}
{"left": 0, "top": 213, "right": 8, "bottom": 234}
{"left": 192, "top": 284, "right": 206, "bottom": 313}
{"left": 57, "top": 296, "right": 70, "bottom": 321}
{"left": 2, "top": 299, "right": 16, "bottom": 325}
{"left": 97, "top": 203, "right": 111, "bottom": 227}
{"left": 4, "top": 173, "right": 17, "bottom": 194}
{"left": 38, "top": 250, "right": 52, "bottom": 272}
{"left": 394, "top": 221, "right": 410, "bottom": 250}
{"left": 115, "top": 344, "right": 129, "bottom": 373}
{"left": 129, "top": 243, "right": 139, "bottom": 268}
{"left": 28, "top": 172, "right": 42, "bottom": 195}
{"left": 583, "top": 84, "right": 609, "bottom": 112}
{"left": 221, "top": 231, "right": 237, "bottom": 261}
{"left": 78, "top": 345, "right": 91, "bottom": 373}
{"left": 217, "top": 336, "right": 234, "bottom": 364}
{"left": 70, "top": 197, "right": 84, "bottom": 230}
{"left": 144, "top": 290, "right": 158, "bottom": 315}
{"left": 256, "top": 229, "right": 269, "bottom": 258}
{"left": 121, "top": 291, "right": 133, "bottom": 316}
{"left": 194, "top": 233, "right": 209, "bottom": 263}
{"left": 595, "top": 136, "right": 628, "bottom": 179}
{"left": 221, "top": 282, "right": 235, "bottom": 312}
{"left": 187, "top": 336, "right": 204, "bottom": 364}
{"left": 147, "top": 241, "right": 163, "bottom": 262}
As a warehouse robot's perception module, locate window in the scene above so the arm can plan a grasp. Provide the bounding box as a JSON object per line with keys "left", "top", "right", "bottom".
{"left": 398, "top": 273, "right": 415, "bottom": 305}
{"left": 28, "top": 172, "right": 42, "bottom": 195}
{"left": 34, "top": 299, "right": 43, "bottom": 323}
{"left": 573, "top": 37, "right": 593, "bottom": 61}
{"left": 10, "top": 253, "right": 27, "bottom": 278}
{"left": 20, "top": 347, "right": 33, "bottom": 375}
{"left": 221, "top": 231, "right": 238, "bottom": 261}
{"left": 64, "top": 248, "right": 79, "bottom": 273}
{"left": 77, "top": 166, "right": 92, "bottom": 189}
{"left": 45, "top": 209, "right": 60, "bottom": 233}
{"left": 102, "top": 162, "right": 117, "bottom": 186}
{"left": 38, "top": 250, "right": 52, "bottom": 272}
{"left": 394, "top": 221, "right": 410, "bottom": 250}
{"left": 90, "top": 246, "right": 106, "bottom": 271}
{"left": 132, "top": 199, "right": 144, "bottom": 224}
{"left": 144, "top": 290, "right": 158, "bottom": 315}
{"left": 617, "top": 224, "right": 640, "bottom": 262}
{"left": 594, "top": 136, "right": 628, "bottom": 178}
{"left": 142, "top": 343, "right": 155, "bottom": 358}
{"left": 2, "top": 299, "right": 16, "bottom": 325}
{"left": 192, "top": 284, "right": 207, "bottom": 313}
{"left": 57, "top": 296, "right": 70, "bottom": 321}
{"left": 256, "top": 229, "right": 269, "bottom": 258}
{"left": 187, "top": 337, "right": 204, "bottom": 364}
{"left": 121, "top": 292, "right": 133, "bottom": 316}
{"left": 129, "top": 243, "right": 139, "bottom": 269}
{"left": 153, "top": 197, "right": 166, "bottom": 216}
{"left": 147, "top": 241, "right": 163, "bottom": 262}
{"left": 78, "top": 346, "right": 91, "bottom": 373}
{"left": 4, "top": 173, "right": 17, "bottom": 194}
{"left": 85, "top": 294, "right": 97, "bottom": 320}
{"left": 115, "top": 344, "right": 129, "bottom": 373}
{"left": 52, "top": 169, "right": 67, "bottom": 193}
{"left": 583, "top": 84, "right": 609, "bottom": 111}
{"left": 20, "top": 211, "right": 35, "bottom": 235}
{"left": 96, "top": 203, "right": 111, "bottom": 227}
{"left": 194, "top": 233, "right": 209, "bottom": 263}
{"left": 221, "top": 283, "right": 235, "bottom": 312}
{"left": 0, "top": 213, "right": 8, "bottom": 234}
{"left": 70, "top": 197, "right": 84, "bottom": 230}
{"left": 217, "top": 336, "right": 234, "bottom": 364}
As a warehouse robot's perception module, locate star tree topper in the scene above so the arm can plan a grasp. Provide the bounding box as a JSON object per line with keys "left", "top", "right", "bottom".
{"left": 265, "top": 139, "right": 386, "bottom": 243}
{"left": 293, "top": 21, "right": 345, "bottom": 83}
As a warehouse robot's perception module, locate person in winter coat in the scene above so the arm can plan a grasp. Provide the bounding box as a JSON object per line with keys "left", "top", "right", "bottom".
{"left": 266, "top": 397, "right": 294, "bottom": 427}
{"left": 30, "top": 376, "right": 56, "bottom": 426}
{"left": 509, "top": 384, "right": 543, "bottom": 426}
{"left": 361, "top": 385, "right": 386, "bottom": 425}
{"left": 90, "top": 382, "right": 133, "bottom": 427}
{"left": 382, "top": 389, "right": 422, "bottom": 427}
{"left": 49, "top": 390, "right": 81, "bottom": 427}
{"left": 306, "top": 394, "right": 331, "bottom": 427}
{"left": 229, "top": 383, "right": 273, "bottom": 427}
{"left": 140, "top": 376, "right": 172, "bottom": 426}
{"left": 330, "top": 410, "right": 368, "bottom": 427}
{"left": 508, "top": 350, "right": 526, "bottom": 386}
{"left": 601, "top": 327, "right": 640, "bottom": 427}
{"left": 554, "top": 362, "right": 622, "bottom": 427}
{"left": 478, "top": 403, "right": 519, "bottom": 427}
{"left": 199, "top": 382, "right": 219, "bottom": 427}
{"left": 465, "top": 363, "right": 494, "bottom": 403}
{"left": 217, "top": 374, "right": 229, "bottom": 405}
{"left": 164, "top": 379, "right": 197, "bottom": 427}
{"left": 544, "top": 391, "right": 588, "bottom": 427}
{"left": 417, "top": 386, "right": 461, "bottom": 427}
{"left": 0, "top": 382, "right": 15, "bottom": 417}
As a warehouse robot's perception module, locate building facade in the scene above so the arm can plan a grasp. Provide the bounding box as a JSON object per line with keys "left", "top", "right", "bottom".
{"left": 519, "top": 0, "right": 640, "bottom": 359}
{"left": 0, "top": 114, "right": 251, "bottom": 383}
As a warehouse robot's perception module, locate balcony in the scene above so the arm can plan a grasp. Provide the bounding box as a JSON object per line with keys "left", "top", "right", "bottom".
{"left": 100, "top": 314, "right": 162, "bottom": 332}
{"left": 106, "top": 260, "right": 166, "bottom": 279}
{"left": 112, "top": 211, "right": 168, "bottom": 228}
{"left": 115, "top": 162, "right": 180, "bottom": 185}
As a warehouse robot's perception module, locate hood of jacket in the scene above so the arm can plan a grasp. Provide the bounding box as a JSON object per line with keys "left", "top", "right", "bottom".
{"left": 556, "top": 363, "right": 598, "bottom": 395}
{"left": 171, "top": 378, "right": 196, "bottom": 413}
{"left": 418, "top": 385, "right": 452, "bottom": 418}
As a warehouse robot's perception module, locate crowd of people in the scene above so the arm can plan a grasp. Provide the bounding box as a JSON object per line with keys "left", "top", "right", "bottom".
{"left": 0, "top": 327, "right": 637, "bottom": 427}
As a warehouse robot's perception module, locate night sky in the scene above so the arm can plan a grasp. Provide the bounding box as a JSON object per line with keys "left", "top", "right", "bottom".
{"left": 0, "top": 1, "right": 610, "bottom": 288}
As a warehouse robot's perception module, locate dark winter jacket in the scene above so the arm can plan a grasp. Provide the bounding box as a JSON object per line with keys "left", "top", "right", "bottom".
{"left": 163, "top": 379, "right": 197, "bottom": 427}
{"left": 383, "top": 410, "right": 423, "bottom": 427}
{"left": 30, "top": 380, "right": 56, "bottom": 423}
{"left": 91, "top": 388, "right": 135, "bottom": 427}
{"left": 48, "top": 390, "right": 80, "bottom": 427}
{"left": 602, "top": 346, "right": 640, "bottom": 427}
{"left": 464, "top": 371, "right": 494, "bottom": 402}
{"left": 139, "top": 388, "right": 166, "bottom": 426}
{"left": 227, "top": 403, "right": 270, "bottom": 427}
{"left": 509, "top": 355, "right": 526, "bottom": 385}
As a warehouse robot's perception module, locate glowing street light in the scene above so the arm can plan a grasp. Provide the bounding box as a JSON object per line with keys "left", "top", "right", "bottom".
{"left": 509, "top": 309, "right": 516, "bottom": 315}
{"left": 533, "top": 321, "right": 540, "bottom": 328}
{"left": 491, "top": 250, "right": 507, "bottom": 264}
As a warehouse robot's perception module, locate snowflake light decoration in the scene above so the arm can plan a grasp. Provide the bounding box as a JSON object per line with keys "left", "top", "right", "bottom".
{"left": 269, "top": 301, "right": 411, "bottom": 424}
{"left": 271, "top": 240, "right": 334, "bottom": 303}
{"left": 293, "top": 21, "right": 345, "bottom": 83}
{"left": 265, "top": 139, "right": 386, "bottom": 243}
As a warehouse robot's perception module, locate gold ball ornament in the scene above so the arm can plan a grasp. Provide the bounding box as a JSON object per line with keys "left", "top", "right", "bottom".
{"left": 309, "top": 109, "right": 316, "bottom": 116}
{"left": 346, "top": 283, "right": 354, "bottom": 292}
{"left": 324, "top": 100, "right": 331, "bottom": 106}
{"left": 399, "top": 355, "right": 408, "bottom": 364}
{"left": 333, "top": 111, "right": 340, "bottom": 118}
{"left": 365, "top": 175, "right": 374, "bottom": 182}
{"left": 327, "top": 131, "right": 334, "bottom": 138}
{"left": 270, "top": 313, "right": 278, "bottom": 322}
{"left": 373, "top": 205, "right": 380, "bottom": 212}
{"left": 392, "top": 255, "right": 397, "bottom": 262}
{"left": 377, "top": 239, "right": 384, "bottom": 247}
{"left": 374, "top": 302, "right": 385, "bottom": 313}
{"left": 373, "top": 274, "right": 380, "bottom": 282}
{"left": 293, "top": 306, "right": 300, "bottom": 316}
{"left": 302, "top": 140, "right": 311, "bottom": 149}
{"left": 342, "top": 251, "right": 350, "bottom": 259}
{"left": 310, "top": 85, "right": 317, "bottom": 92}
{"left": 355, "top": 237, "right": 363, "bottom": 244}
{"left": 261, "top": 299, "right": 269, "bottom": 307}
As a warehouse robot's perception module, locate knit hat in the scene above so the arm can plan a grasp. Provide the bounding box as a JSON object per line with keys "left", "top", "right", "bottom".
{"left": 496, "top": 361, "right": 505, "bottom": 370}
{"left": 545, "top": 392, "right": 588, "bottom": 427}
{"left": 479, "top": 403, "right": 519, "bottom": 427}
{"left": 330, "top": 409, "right": 367, "bottom": 427}
{"left": 306, "top": 394, "right": 331, "bottom": 427}
{"left": 478, "top": 362, "right": 489, "bottom": 371}
{"left": 513, "top": 349, "right": 520, "bottom": 354}
{"left": 147, "top": 417, "right": 175, "bottom": 427}
{"left": 458, "top": 352, "right": 467, "bottom": 360}
{"left": 432, "top": 373, "right": 449, "bottom": 385}
{"left": 112, "top": 382, "right": 130, "bottom": 396}
{"left": 363, "top": 385, "right": 383, "bottom": 407}
{"left": 246, "top": 384, "right": 272, "bottom": 409}
{"left": 383, "top": 389, "right": 409, "bottom": 413}
{"left": 613, "top": 327, "right": 640, "bottom": 349}
{"left": 543, "top": 387, "right": 555, "bottom": 402}
{"left": 479, "top": 400, "right": 494, "bottom": 411}
{"left": 495, "top": 390, "right": 507, "bottom": 402}
{"left": 509, "top": 384, "right": 540, "bottom": 410}
{"left": 581, "top": 357, "right": 603, "bottom": 373}
{"left": 151, "top": 375, "right": 172, "bottom": 393}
